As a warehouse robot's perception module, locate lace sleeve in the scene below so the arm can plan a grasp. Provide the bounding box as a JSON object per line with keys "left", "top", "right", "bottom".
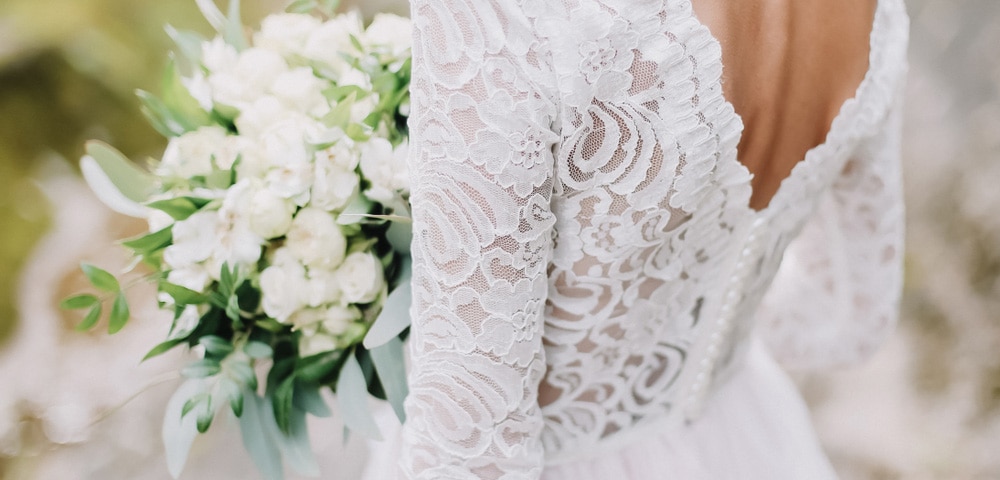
{"left": 398, "top": 2, "right": 558, "bottom": 478}
{"left": 757, "top": 94, "right": 906, "bottom": 370}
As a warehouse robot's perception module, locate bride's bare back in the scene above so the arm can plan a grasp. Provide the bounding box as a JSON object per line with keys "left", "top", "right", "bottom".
{"left": 693, "top": 0, "right": 878, "bottom": 210}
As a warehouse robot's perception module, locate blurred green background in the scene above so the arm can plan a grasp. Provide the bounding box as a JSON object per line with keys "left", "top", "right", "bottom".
{"left": 0, "top": 0, "right": 997, "bottom": 479}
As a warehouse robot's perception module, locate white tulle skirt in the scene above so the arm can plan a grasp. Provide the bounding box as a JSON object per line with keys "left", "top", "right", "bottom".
{"left": 362, "top": 338, "right": 838, "bottom": 480}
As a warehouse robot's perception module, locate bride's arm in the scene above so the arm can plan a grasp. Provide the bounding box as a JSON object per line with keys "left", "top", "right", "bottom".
{"left": 756, "top": 91, "right": 906, "bottom": 370}
{"left": 398, "top": 2, "right": 558, "bottom": 478}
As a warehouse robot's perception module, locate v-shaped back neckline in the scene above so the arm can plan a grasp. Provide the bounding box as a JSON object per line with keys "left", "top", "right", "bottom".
{"left": 685, "top": 0, "right": 889, "bottom": 216}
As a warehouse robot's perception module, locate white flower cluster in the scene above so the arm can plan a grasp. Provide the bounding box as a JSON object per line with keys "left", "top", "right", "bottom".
{"left": 154, "top": 12, "right": 411, "bottom": 355}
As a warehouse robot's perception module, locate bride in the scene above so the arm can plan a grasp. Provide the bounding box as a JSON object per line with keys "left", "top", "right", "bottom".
{"left": 366, "top": 0, "right": 908, "bottom": 478}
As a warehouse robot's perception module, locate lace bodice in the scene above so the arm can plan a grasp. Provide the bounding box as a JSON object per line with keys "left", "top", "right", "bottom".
{"left": 399, "top": 0, "right": 909, "bottom": 477}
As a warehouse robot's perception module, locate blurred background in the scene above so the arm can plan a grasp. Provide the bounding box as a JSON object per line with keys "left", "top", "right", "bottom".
{"left": 0, "top": 0, "right": 996, "bottom": 478}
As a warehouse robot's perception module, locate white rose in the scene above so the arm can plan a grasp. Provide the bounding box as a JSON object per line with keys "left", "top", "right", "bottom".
{"left": 304, "top": 12, "right": 364, "bottom": 74}
{"left": 208, "top": 47, "right": 287, "bottom": 108}
{"left": 314, "top": 141, "right": 359, "bottom": 170}
{"left": 159, "top": 126, "right": 231, "bottom": 178}
{"left": 254, "top": 13, "right": 321, "bottom": 56}
{"left": 248, "top": 185, "right": 296, "bottom": 239}
{"left": 359, "top": 137, "right": 409, "bottom": 203}
{"left": 270, "top": 67, "right": 330, "bottom": 117}
{"left": 203, "top": 181, "right": 265, "bottom": 276}
{"left": 258, "top": 118, "right": 324, "bottom": 205}
{"left": 200, "top": 37, "right": 239, "bottom": 74}
{"left": 182, "top": 71, "right": 214, "bottom": 112}
{"left": 304, "top": 269, "right": 341, "bottom": 308}
{"left": 234, "top": 96, "right": 297, "bottom": 139}
{"left": 163, "top": 210, "right": 219, "bottom": 268}
{"left": 311, "top": 157, "right": 359, "bottom": 211}
{"left": 166, "top": 266, "right": 211, "bottom": 292}
{"left": 298, "top": 333, "right": 337, "bottom": 356}
{"left": 285, "top": 208, "right": 346, "bottom": 269}
{"left": 260, "top": 260, "right": 308, "bottom": 323}
{"left": 146, "top": 209, "right": 174, "bottom": 232}
{"left": 288, "top": 308, "right": 326, "bottom": 335}
{"left": 365, "top": 14, "right": 412, "bottom": 58}
{"left": 322, "top": 305, "right": 361, "bottom": 335}
{"left": 336, "top": 251, "right": 384, "bottom": 304}
{"left": 170, "top": 305, "right": 202, "bottom": 339}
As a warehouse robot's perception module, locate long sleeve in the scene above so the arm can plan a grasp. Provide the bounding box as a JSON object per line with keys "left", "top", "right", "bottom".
{"left": 399, "top": 2, "right": 559, "bottom": 478}
{"left": 757, "top": 91, "right": 906, "bottom": 371}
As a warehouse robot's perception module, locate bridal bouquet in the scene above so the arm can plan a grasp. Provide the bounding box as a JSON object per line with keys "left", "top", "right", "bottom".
{"left": 62, "top": 1, "right": 412, "bottom": 477}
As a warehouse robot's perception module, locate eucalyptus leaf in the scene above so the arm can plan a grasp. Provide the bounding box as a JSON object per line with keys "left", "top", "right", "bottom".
{"left": 83, "top": 140, "right": 156, "bottom": 203}
{"left": 243, "top": 341, "right": 273, "bottom": 360}
{"left": 238, "top": 392, "right": 285, "bottom": 480}
{"left": 81, "top": 263, "right": 120, "bottom": 293}
{"left": 182, "top": 359, "right": 222, "bottom": 378}
{"left": 161, "top": 58, "right": 213, "bottom": 129}
{"left": 229, "top": 360, "right": 258, "bottom": 391}
{"left": 362, "top": 267, "right": 412, "bottom": 349}
{"left": 275, "top": 406, "right": 319, "bottom": 475}
{"left": 79, "top": 155, "right": 149, "bottom": 218}
{"left": 165, "top": 25, "right": 204, "bottom": 68}
{"left": 137, "top": 89, "right": 188, "bottom": 137}
{"left": 218, "top": 378, "right": 243, "bottom": 417}
{"left": 76, "top": 304, "right": 102, "bottom": 332}
{"left": 108, "top": 292, "right": 130, "bottom": 334}
{"left": 163, "top": 380, "right": 205, "bottom": 478}
{"left": 223, "top": 0, "right": 247, "bottom": 50}
{"left": 337, "top": 355, "right": 382, "bottom": 440}
{"left": 199, "top": 336, "right": 233, "bottom": 356}
{"left": 293, "top": 383, "right": 331, "bottom": 418}
{"left": 194, "top": 0, "right": 226, "bottom": 30}
{"left": 60, "top": 294, "right": 99, "bottom": 310}
{"left": 273, "top": 377, "right": 295, "bottom": 434}
{"left": 369, "top": 337, "right": 409, "bottom": 423}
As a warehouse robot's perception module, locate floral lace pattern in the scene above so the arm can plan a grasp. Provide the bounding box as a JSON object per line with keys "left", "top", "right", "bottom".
{"left": 400, "top": 0, "right": 909, "bottom": 477}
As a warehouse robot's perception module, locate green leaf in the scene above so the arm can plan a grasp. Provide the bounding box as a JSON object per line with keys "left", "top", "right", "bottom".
{"left": 323, "top": 84, "right": 367, "bottom": 103}
{"left": 108, "top": 292, "right": 130, "bottom": 334}
{"left": 165, "top": 25, "right": 205, "bottom": 68}
{"left": 146, "top": 197, "right": 207, "bottom": 221}
{"left": 218, "top": 378, "right": 243, "bottom": 417}
{"left": 181, "top": 394, "right": 205, "bottom": 419}
{"left": 121, "top": 226, "right": 173, "bottom": 254}
{"left": 223, "top": 0, "right": 247, "bottom": 50}
{"left": 142, "top": 337, "right": 188, "bottom": 361}
{"left": 83, "top": 140, "right": 156, "bottom": 203}
{"left": 322, "top": 91, "right": 356, "bottom": 129}
{"left": 164, "top": 380, "right": 205, "bottom": 478}
{"left": 61, "top": 293, "right": 99, "bottom": 310}
{"left": 386, "top": 218, "right": 413, "bottom": 255}
{"left": 275, "top": 406, "right": 319, "bottom": 475}
{"left": 272, "top": 377, "right": 296, "bottom": 434}
{"left": 229, "top": 360, "right": 258, "bottom": 391}
{"left": 243, "top": 341, "right": 273, "bottom": 359}
{"left": 369, "top": 337, "right": 409, "bottom": 424}
{"left": 294, "top": 350, "right": 342, "bottom": 384}
{"left": 199, "top": 336, "right": 233, "bottom": 357}
{"left": 161, "top": 58, "right": 213, "bottom": 131}
{"left": 75, "top": 304, "right": 102, "bottom": 331}
{"left": 293, "top": 383, "right": 331, "bottom": 418}
{"left": 285, "top": 0, "right": 317, "bottom": 13}
{"left": 336, "top": 354, "right": 382, "bottom": 440}
{"left": 238, "top": 393, "right": 285, "bottom": 480}
{"left": 80, "top": 263, "right": 120, "bottom": 293}
{"left": 137, "top": 89, "right": 188, "bottom": 137}
{"left": 225, "top": 295, "right": 241, "bottom": 323}
{"left": 196, "top": 395, "right": 214, "bottom": 433}
{"left": 182, "top": 359, "right": 221, "bottom": 378}
{"left": 160, "top": 282, "right": 210, "bottom": 305}
{"left": 362, "top": 261, "right": 412, "bottom": 349}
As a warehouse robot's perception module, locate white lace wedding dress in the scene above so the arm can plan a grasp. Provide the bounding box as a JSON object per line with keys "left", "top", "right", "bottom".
{"left": 363, "top": 0, "right": 909, "bottom": 478}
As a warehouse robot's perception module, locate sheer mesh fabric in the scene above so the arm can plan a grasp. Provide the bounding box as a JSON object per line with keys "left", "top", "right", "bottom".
{"left": 400, "top": 0, "right": 908, "bottom": 478}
